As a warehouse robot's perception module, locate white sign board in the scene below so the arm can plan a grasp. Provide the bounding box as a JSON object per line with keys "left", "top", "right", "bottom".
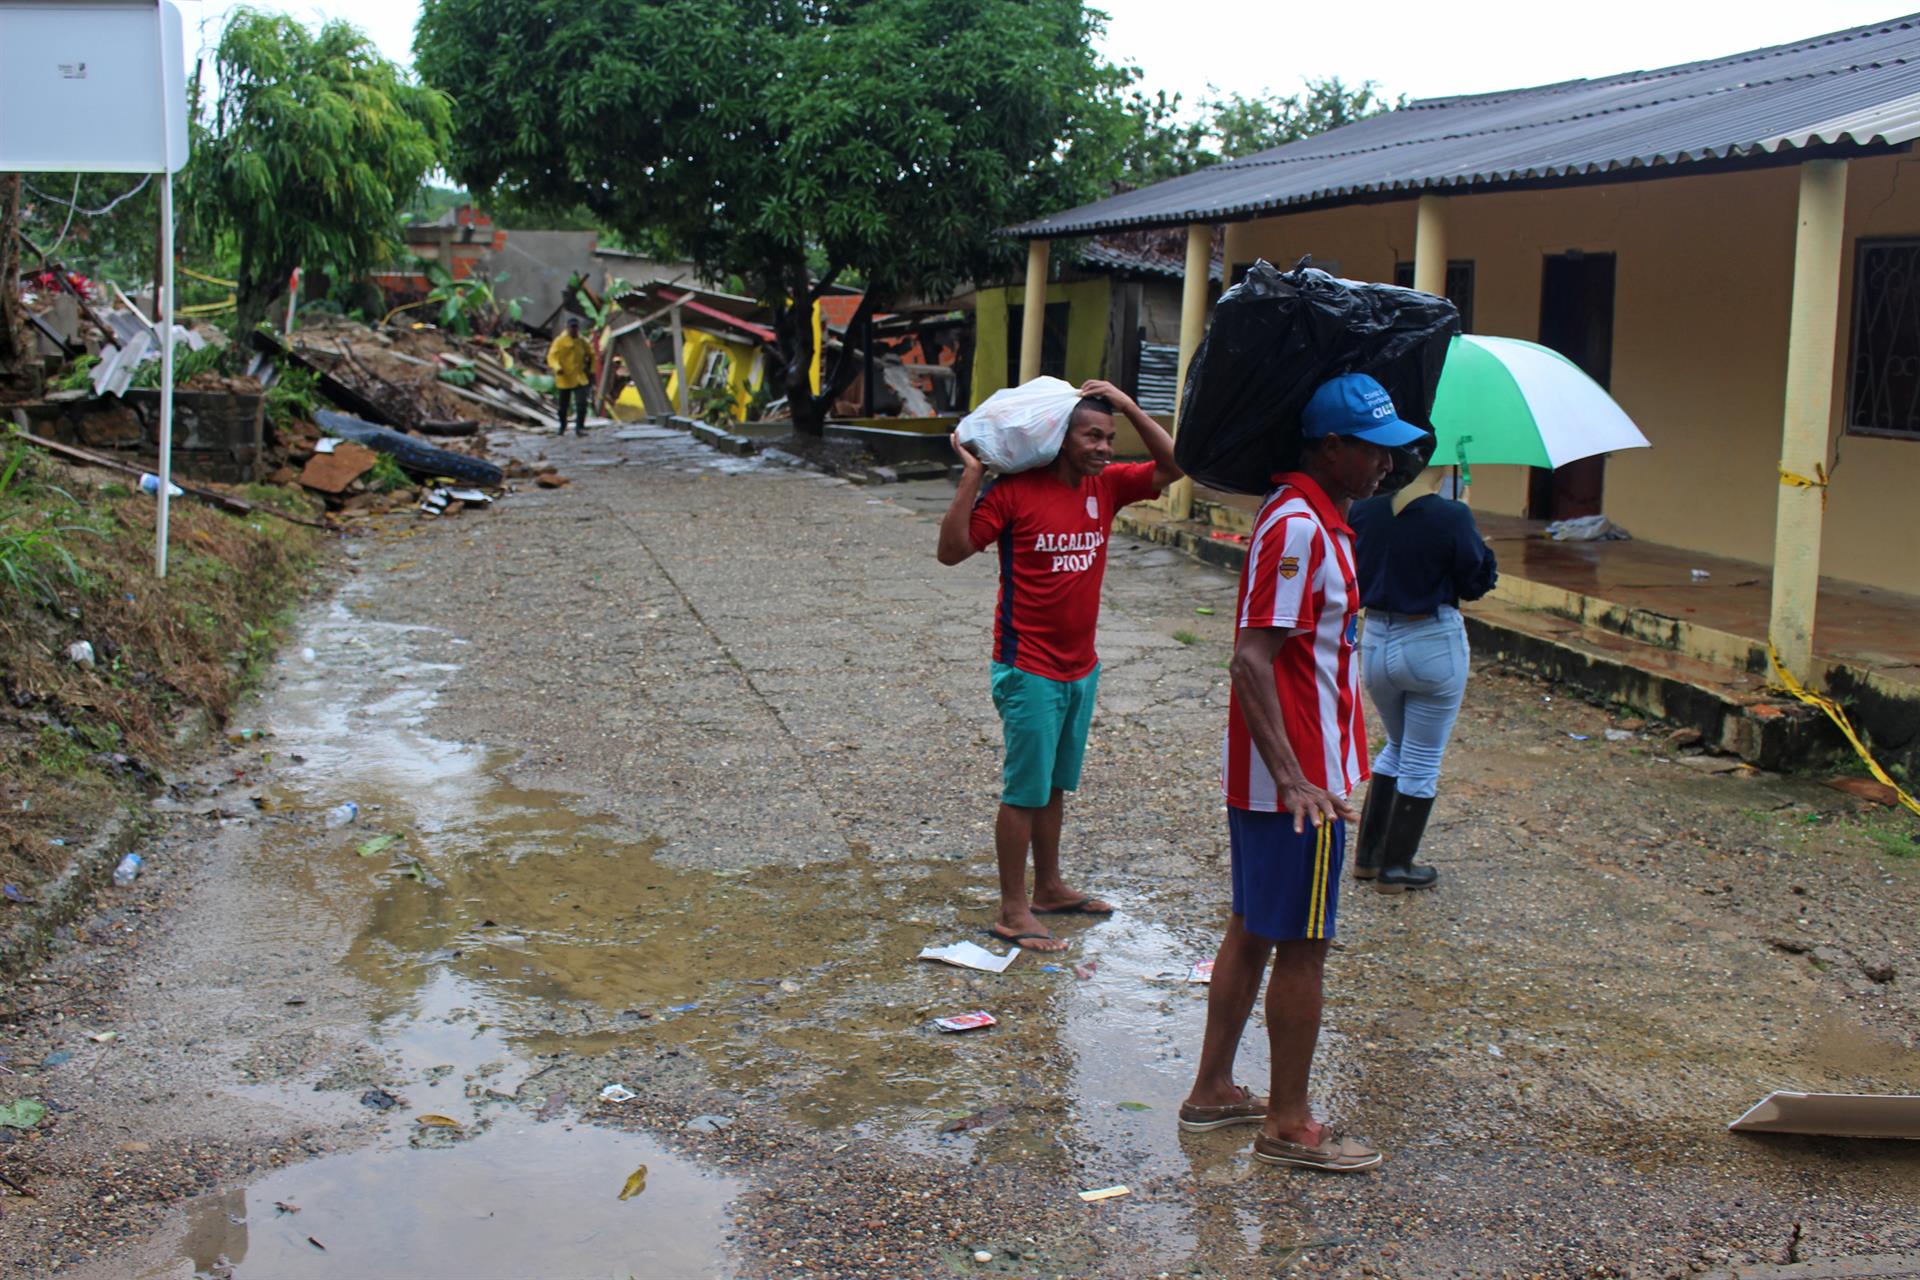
{"left": 0, "top": 0, "right": 188, "bottom": 173}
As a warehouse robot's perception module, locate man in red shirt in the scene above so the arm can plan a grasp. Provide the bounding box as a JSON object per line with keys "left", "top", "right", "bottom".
{"left": 937, "top": 379, "right": 1181, "bottom": 952}
{"left": 1178, "top": 373, "right": 1427, "bottom": 1173}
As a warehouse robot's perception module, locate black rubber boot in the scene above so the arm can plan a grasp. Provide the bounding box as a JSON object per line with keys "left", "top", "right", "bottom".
{"left": 1351, "top": 774, "right": 1397, "bottom": 880}
{"left": 1375, "top": 793, "right": 1438, "bottom": 894}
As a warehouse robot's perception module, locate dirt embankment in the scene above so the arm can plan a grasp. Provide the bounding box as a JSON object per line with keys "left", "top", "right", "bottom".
{"left": 0, "top": 439, "right": 322, "bottom": 955}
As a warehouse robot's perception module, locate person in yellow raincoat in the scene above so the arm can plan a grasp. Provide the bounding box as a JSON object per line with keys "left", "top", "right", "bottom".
{"left": 546, "top": 316, "right": 592, "bottom": 435}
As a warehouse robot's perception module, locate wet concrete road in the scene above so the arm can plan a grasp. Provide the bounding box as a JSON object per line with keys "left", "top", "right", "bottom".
{"left": 8, "top": 424, "right": 1920, "bottom": 1279}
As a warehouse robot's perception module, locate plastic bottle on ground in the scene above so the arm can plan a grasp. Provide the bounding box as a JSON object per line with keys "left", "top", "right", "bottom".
{"left": 322, "top": 801, "right": 359, "bottom": 828}
{"left": 112, "top": 853, "right": 143, "bottom": 887}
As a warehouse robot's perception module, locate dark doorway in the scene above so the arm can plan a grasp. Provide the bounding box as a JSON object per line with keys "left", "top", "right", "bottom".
{"left": 1530, "top": 252, "right": 1616, "bottom": 520}
{"left": 1005, "top": 300, "right": 1070, "bottom": 386}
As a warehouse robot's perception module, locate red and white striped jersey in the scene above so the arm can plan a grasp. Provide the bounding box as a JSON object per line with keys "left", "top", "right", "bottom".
{"left": 1221, "top": 473, "right": 1370, "bottom": 809}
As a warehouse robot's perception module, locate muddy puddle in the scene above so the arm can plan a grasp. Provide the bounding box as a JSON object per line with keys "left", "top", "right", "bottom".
{"left": 140, "top": 557, "right": 1279, "bottom": 1277}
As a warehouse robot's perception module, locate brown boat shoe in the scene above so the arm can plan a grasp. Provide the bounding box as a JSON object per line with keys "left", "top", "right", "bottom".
{"left": 1176, "top": 1085, "right": 1268, "bottom": 1132}
{"left": 1251, "top": 1128, "right": 1383, "bottom": 1173}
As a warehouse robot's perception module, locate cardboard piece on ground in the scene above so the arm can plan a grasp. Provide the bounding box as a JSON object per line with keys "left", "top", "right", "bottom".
{"left": 299, "top": 442, "right": 377, "bottom": 494}
{"left": 1729, "top": 1091, "right": 1920, "bottom": 1139}
{"left": 918, "top": 941, "right": 1018, "bottom": 974}
{"left": 1825, "top": 776, "right": 1902, "bottom": 807}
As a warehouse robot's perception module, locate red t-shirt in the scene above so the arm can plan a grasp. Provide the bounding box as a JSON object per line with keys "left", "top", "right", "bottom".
{"left": 1221, "top": 472, "right": 1370, "bottom": 807}
{"left": 969, "top": 461, "right": 1161, "bottom": 681}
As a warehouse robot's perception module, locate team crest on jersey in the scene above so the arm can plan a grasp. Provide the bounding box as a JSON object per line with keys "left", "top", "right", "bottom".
{"left": 1085, "top": 495, "right": 1099, "bottom": 519}
{"left": 1278, "top": 555, "right": 1300, "bottom": 579}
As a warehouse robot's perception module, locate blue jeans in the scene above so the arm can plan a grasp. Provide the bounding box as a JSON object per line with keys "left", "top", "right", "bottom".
{"left": 1363, "top": 607, "right": 1470, "bottom": 799}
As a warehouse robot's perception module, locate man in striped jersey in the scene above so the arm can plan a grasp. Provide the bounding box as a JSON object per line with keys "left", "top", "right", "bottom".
{"left": 1179, "top": 373, "right": 1427, "bottom": 1173}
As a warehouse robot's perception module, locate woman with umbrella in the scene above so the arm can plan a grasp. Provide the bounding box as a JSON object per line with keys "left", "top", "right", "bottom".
{"left": 1348, "top": 469, "right": 1497, "bottom": 892}
{"left": 1349, "top": 331, "right": 1651, "bottom": 890}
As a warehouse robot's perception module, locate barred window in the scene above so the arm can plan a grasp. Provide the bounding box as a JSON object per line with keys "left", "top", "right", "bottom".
{"left": 1848, "top": 240, "right": 1920, "bottom": 439}
{"left": 1393, "top": 260, "right": 1475, "bottom": 333}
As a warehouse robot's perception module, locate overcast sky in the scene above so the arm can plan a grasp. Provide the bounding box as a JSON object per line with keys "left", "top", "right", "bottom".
{"left": 176, "top": 0, "right": 1910, "bottom": 112}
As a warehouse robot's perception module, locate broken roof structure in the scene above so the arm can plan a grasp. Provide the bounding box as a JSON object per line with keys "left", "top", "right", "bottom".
{"left": 1010, "top": 12, "right": 1920, "bottom": 237}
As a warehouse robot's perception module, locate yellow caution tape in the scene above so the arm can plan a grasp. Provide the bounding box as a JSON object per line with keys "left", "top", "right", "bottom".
{"left": 178, "top": 265, "right": 238, "bottom": 288}
{"left": 176, "top": 299, "right": 235, "bottom": 316}
{"left": 1778, "top": 462, "right": 1828, "bottom": 511}
{"left": 1767, "top": 644, "right": 1920, "bottom": 818}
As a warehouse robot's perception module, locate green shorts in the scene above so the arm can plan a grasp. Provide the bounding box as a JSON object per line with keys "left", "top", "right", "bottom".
{"left": 991, "top": 662, "right": 1100, "bottom": 808}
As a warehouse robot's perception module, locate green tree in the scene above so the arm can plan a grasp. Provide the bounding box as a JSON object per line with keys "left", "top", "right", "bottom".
{"left": 1115, "top": 75, "right": 1400, "bottom": 186}
{"left": 416, "top": 0, "right": 1124, "bottom": 435}
{"left": 185, "top": 8, "right": 450, "bottom": 336}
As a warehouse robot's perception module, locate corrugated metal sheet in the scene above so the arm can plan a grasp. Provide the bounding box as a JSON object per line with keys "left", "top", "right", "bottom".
{"left": 1133, "top": 341, "right": 1180, "bottom": 413}
{"left": 1012, "top": 12, "right": 1920, "bottom": 237}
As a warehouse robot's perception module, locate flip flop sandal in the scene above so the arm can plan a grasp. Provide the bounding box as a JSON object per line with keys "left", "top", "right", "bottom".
{"left": 1252, "top": 1130, "right": 1383, "bottom": 1173}
{"left": 1034, "top": 897, "right": 1114, "bottom": 916}
{"left": 1177, "top": 1085, "right": 1268, "bottom": 1132}
{"left": 984, "top": 926, "right": 1068, "bottom": 953}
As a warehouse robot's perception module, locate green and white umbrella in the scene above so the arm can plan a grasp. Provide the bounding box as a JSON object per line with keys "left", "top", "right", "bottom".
{"left": 1427, "top": 334, "right": 1650, "bottom": 475}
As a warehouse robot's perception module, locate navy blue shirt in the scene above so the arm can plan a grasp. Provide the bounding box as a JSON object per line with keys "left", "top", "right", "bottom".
{"left": 1349, "top": 493, "right": 1498, "bottom": 615}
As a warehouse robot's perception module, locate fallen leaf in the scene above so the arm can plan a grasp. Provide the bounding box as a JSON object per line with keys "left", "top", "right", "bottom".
{"left": 939, "top": 1104, "right": 1012, "bottom": 1134}
{"left": 355, "top": 833, "right": 401, "bottom": 857}
{"left": 1195, "top": 606, "right": 1215, "bottom": 616}
{"left": 1115, "top": 1101, "right": 1153, "bottom": 1112}
{"left": 307, "top": 1236, "right": 326, "bottom": 1251}
{"left": 415, "top": 1114, "right": 462, "bottom": 1129}
{"left": 617, "top": 1165, "right": 649, "bottom": 1201}
{"left": 536, "top": 1089, "right": 569, "bottom": 1122}
{"left": 1071, "top": 962, "right": 1097, "bottom": 980}
{"left": 0, "top": 1099, "right": 47, "bottom": 1129}
{"left": 86, "top": 1031, "right": 117, "bottom": 1043}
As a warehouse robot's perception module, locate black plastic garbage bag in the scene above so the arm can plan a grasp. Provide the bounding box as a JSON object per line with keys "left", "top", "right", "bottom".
{"left": 1173, "top": 258, "right": 1459, "bottom": 495}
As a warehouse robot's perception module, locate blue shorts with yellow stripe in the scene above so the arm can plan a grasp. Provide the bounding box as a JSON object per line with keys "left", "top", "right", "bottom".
{"left": 1227, "top": 809, "right": 1345, "bottom": 942}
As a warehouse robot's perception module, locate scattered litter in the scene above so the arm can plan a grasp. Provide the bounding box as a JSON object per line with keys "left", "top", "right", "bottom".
{"left": 1544, "top": 514, "right": 1630, "bottom": 542}
{"left": 313, "top": 437, "right": 341, "bottom": 454}
{"left": 274, "top": 1201, "right": 300, "bottom": 1215}
{"left": 414, "top": 1114, "right": 463, "bottom": 1129}
{"left": 598, "top": 1084, "right": 637, "bottom": 1103}
{"left": 359, "top": 1089, "right": 399, "bottom": 1110}
{"left": 933, "top": 1011, "right": 997, "bottom": 1033}
{"left": 1486, "top": 1043, "right": 1503, "bottom": 1057}
{"left": 284, "top": 997, "right": 307, "bottom": 1006}
{"left": 2, "top": 884, "right": 27, "bottom": 904}
{"left": 1730, "top": 1091, "right": 1920, "bottom": 1139}
{"left": 137, "top": 473, "right": 183, "bottom": 497}
{"left": 0, "top": 1099, "right": 47, "bottom": 1130}
{"left": 1071, "top": 961, "right": 1097, "bottom": 980}
{"left": 919, "top": 940, "right": 1019, "bottom": 973}
{"left": 1115, "top": 1101, "right": 1153, "bottom": 1112}
{"left": 1038, "top": 964, "right": 1064, "bottom": 973}
{"left": 300, "top": 647, "right": 317, "bottom": 663}
{"left": 41, "top": 1051, "right": 71, "bottom": 1067}
{"left": 684, "top": 1114, "right": 733, "bottom": 1133}
{"left": 307, "top": 1236, "right": 327, "bottom": 1251}
{"left": 617, "top": 1165, "right": 649, "bottom": 1201}
{"left": 322, "top": 801, "right": 360, "bottom": 828}
{"left": 85, "top": 1030, "right": 116, "bottom": 1044}
{"left": 354, "top": 833, "right": 402, "bottom": 857}
{"left": 666, "top": 1002, "right": 699, "bottom": 1013}
{"left": 444, "top": 487, "right": 491, "bottom": 505}
{"left": 973, "top": 1250, "right": 994, "bottom": 1264}
{"left": 536, "top": 1089, "right": 569, "bottom": 1121}
{"left": 941, "top": 1104, "right": 1012, "bottom": 1134}
{"left": 1187, "top": 960, "right": 1214, "bottom": 985}
{"left": 1195, "top": 606, "right": 1215, "bottom": 616}
{"left": 65, "top": 641, "right": 95, "bottom": 666}
{"left": 1690, "top": 568, "right": 1711, "bottom": 579}
{"left": 1078, "top": 1185, "right": 1129, "bottom": 1202}
{"left": 1567, "top": 733, "right": 1590, "bottom": 742}
{"left": 111, "top": 853, "right": 143, "bottom": 887}
{"left": 1604, "top": 729, "right": 1634, "bottom": 742}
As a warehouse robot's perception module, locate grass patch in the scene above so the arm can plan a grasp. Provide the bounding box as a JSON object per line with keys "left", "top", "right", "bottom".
{"left": 1864, "top": 822, "right": 1920, "bottom": 859}
{"left": 1172, "top": 629, "right": 1200, "bottom": 646}
{"left": 0, "top": 439, "right": 323, "bottom": 892}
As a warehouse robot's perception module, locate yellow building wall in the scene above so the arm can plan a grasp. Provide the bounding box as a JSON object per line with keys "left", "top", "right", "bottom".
{"left": 666, "top": 329, "right": 764, "bottom": 422}
{"left": 970, "top": 278, "right": 1113, "bottom": 408}
{"left": 1225, "top": 160, "right": 1920, "bottom": 596}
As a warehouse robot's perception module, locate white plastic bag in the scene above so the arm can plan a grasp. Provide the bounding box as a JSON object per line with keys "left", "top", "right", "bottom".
{"left": 955, "top": 376, "right": 1080, "bottom": 473}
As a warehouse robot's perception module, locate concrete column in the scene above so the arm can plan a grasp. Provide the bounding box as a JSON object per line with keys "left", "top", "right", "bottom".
{"left": 1413, "top": 193, "right": 1448, "bottom": 296}
{"left": 1167, "top": 222, "right": 1212, "bottom": 521}
{"left": 1768, "top": 159, "right": 1849, "bottom": 681}
{"left": 1018, "top": 239, "right": 1049, "bottom": 383}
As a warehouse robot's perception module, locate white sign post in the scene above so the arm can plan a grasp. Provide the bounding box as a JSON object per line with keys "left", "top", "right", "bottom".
{"left": 0, "top": 0, "right": 190, "bottom": 575}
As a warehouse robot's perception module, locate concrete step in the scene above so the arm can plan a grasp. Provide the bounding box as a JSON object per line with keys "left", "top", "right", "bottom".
{"left": 1113, "top": 506, "right": 1839, "bottom": 771}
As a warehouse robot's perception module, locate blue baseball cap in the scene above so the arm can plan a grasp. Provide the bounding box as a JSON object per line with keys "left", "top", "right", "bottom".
{"left": 1301, "top": 373, "right": 1429, "bottom": 446}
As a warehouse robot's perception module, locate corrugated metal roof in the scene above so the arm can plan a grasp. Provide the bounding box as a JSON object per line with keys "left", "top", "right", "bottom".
{"left": 1011, "top": 12, "right": 1920, "bottom": 237}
